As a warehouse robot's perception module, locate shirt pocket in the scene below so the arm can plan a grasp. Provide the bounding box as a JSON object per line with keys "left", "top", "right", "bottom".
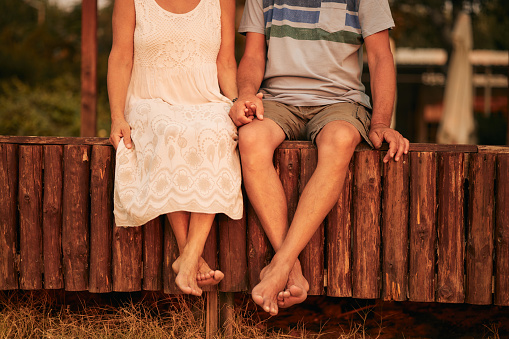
{"left": 317, "top": 1, "right": 347, "bottom": 33}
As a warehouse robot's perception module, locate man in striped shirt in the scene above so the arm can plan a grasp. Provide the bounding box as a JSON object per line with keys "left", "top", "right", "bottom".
{"left": 229, "top": 0, "right": 409, "bottom": 315}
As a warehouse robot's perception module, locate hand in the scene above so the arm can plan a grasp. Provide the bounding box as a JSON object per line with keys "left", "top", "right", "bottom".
{"left": 368, "top": 123, "right": 409, "bottom": 163}
{"left": 229, "top": 93, "right": 264, "bottom": 127}
{"left": 109, "top": 118, "right": 132, "bottom": 150}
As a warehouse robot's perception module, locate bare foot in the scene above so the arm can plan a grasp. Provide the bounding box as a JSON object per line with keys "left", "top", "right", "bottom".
{"left": 172, "top": 257, "right": 224, "bottom": 287}
{"left": 172, "top": 251, "right": 202, "bottom": 296}
{"left": 251, "top": 260, "right": 292, "bottom": 316}
{"left": 276, "top": 260, "right": 309, "bottom": 308}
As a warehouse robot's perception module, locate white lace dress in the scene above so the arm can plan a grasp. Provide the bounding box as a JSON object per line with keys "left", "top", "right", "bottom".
{"left": 114, "top": 0, "right": 243, "bottom": 226}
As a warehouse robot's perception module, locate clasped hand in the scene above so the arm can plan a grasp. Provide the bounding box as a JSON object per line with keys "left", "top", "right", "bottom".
{"left": 229, "top": 93, "right": 264, "bottom": 127}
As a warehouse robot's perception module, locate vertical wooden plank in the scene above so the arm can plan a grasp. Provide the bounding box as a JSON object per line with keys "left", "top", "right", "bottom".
{"left": 42, "top": 145, "right": 64, "bottom": 289}
{"left": 201, "top": 218, "right": 218, "bottom": 292}
{"left": 408, "top": 152, "right": 437, "bottom": 302}
{"left": 80, "top": 0, "right": 97, "bottom": 137}
{"left": 495, "top": 153, "right": 509, "bottom": 305}
{"left": 163, "top": 217, "right": 181, "bottom": 294}
{"left": 437, "top": 152, "right": 465, "bottom": 303}
{"left": 113, "top": 225, "right": 142, "bottom": 291}
{"left": 382, "top": 153, "right": 409, "bottom": 301}
{"left": 247, "top": 201, "right": 272, "bottom": 291}
{"left": 466, "top": 152, "right": 495, "bottom": 305}
{"left": 206, "top": 291, "right": 219, "bottom": 339}
{"left": 276, "top": 148, "right": 300, "bottom": 226}
{"left": 326, "top": 160, "right": 353, "bottom": 297}
{"left": 89, "top": 145, "right": 113, "bottom": 293}
{"left": 219, "top": 213, "right": 248, "bottom": 292}
{"left": 352, "top": 150, "right": 381, "bottom": 299}
{"left": 299, "top": 148, "right": 324, "bottom": 295}
{"left": 0, "top": 144, "right": 18, "bottom": 290}
{"left": 143, "top": 216, "right": 164, "bottom": 291}
{"left": 62, "top": 145, "right": 90, "bottom": 291}
{"left": 18, "top": 145, "right": 43, "bottom": 290}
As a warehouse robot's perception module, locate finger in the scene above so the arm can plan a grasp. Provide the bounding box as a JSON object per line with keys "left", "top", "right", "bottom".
{"left": 123, "top": 129, "right": 132, "bottom": 149}
{"left": 385, "top": 136, "right": 399, "bottom": 163}
{"left": 394, "top": 136, "right": 406, "bottom": 161}
{"left": 256, "top": 92, "right": 263, "bottom": 99}
{"left": 369, "top": 131, "right": 383, "bottom": 149}
{"left": 404, "top": 138, "right": 410, "bottom": 154}
{"left": 109, "top": 136, "right": 119, "bottom": 150}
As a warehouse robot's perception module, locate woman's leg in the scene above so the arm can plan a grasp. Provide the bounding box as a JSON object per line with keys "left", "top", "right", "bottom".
{"left": 167, "top": 212, "right": 224, "bottom": 286}
{"left": 172, "top": 212, "right": 217, "bottom": 295}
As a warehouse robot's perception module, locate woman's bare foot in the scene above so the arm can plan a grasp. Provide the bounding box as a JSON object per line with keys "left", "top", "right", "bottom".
{"left": 251, "top": 260, "right": 292, "bottom": 316}
{"left": 172, "top": 251, "right": 202, "bottom": 296}
{"left": 172, "top": 256, "right": 224, "bottom": 287}
{"left": 276, "top": 260, "right": 309, "bottom": 308}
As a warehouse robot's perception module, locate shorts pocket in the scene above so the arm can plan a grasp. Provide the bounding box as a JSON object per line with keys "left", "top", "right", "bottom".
{"left": 317, "top": 2, "right": 347, "bottom": 33}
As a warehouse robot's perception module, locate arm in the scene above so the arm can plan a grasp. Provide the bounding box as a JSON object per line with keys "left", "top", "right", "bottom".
{"left": 217, "top": 0, "right": 238, "bottom": 100}
{"left": 107, "top": 0, "right": 135, "bottom": 149}
{"left": 365, "top": 29, "right": 409, "bottom": 162}
{"left": 229, "top": 32, "right": 266, "bottom": 126}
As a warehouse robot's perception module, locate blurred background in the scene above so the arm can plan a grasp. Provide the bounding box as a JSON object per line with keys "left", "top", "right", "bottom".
{"left": 0, "top": 0, "right": 507, "bottom": 144}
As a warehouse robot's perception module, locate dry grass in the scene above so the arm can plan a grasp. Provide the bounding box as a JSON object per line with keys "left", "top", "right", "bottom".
{"left": 0, "top": 291, "right": 364, "bottom": 339}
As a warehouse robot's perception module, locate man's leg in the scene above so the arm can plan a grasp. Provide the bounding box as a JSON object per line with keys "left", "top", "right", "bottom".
{"left": 239, "top": 118, "right": 309, "bottom": 315}
{"left": 252, "top": 120, "right": 361, "bottom": 314}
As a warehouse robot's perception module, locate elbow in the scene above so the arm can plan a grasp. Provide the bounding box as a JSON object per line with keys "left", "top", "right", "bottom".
{"left": 108, "top": 48, "right": 133, "bottom": 72}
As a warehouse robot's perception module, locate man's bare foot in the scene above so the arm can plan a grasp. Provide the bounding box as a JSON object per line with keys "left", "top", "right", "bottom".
{"left": 251, "top": 260, "right": 292, "bottom": 316}
{"left": 276, "top": 261, "right": 309, "bottom": 308}
{"left": 173, "top": 256, "right": 224, "bottom": 287}
{"left": 172, "top": 251, "right": 202, "bottom": 296}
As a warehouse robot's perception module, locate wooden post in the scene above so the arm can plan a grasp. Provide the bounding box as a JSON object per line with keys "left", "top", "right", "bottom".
{"left": 299, "top": 148, "right": 324, "bottom": 295}
{"left": 206, "top": 291, "right": 219, "bottom": 339}
{"left": 18, "top": 146, "right": 43, "bottom": 290}
{"left": 80, "top": 0, "right": 97, "bottom": 137}
{"left": 43, "top": 145, "right": 64, "bottom": 289}
{"left": 352, "top": 150, "right": 381, "bottom": 299}
{"left": 143, "top": 216, "right": 164, "bottom": 291}
{"left": 327, "top": 160, "right": 353, "bottom": 297}
{"left": 0, "top": 144, "right": 18, "bottom": 290}
{"left": 89, "top": 145, "right": 114, "bottom": 293}
{"left": 437, "top": 153, "right": 465, "bottom": 303}
{"left": 408, "top": 152, "right": 437, "bottom": 302}
{"left": 495, "top": 153, "right": 509, "bottom": 305}
{"left": 62, "top": 145, "right": 91, "bottom": 291}
{"left": 218, "top": 214, "right": 248, "bottom": 292}
{"left": 113, "top": 225, "right": 143, "bottom": 291}
{"left": 382, "top": 153, "right": 409, "bottom": 301}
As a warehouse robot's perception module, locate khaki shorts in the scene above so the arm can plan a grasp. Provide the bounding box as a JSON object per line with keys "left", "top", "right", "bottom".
{"left": 262, "top": 100, "right": 373, "bottom": 147}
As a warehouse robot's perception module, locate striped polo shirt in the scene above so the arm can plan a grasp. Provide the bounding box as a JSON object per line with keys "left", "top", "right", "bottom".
{"left": 239, "top": 0, "right": 394, "bottom": 107}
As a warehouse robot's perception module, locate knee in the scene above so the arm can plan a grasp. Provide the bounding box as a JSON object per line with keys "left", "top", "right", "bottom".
{"left": 238, "top": 125, "right": 275, "bottom": 170}
{"left": 317, "top": 125, "right": 360, "bottom": 163}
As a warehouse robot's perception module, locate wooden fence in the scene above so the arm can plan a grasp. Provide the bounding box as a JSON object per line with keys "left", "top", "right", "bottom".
{"left": 1, "top": 136, "right": 509, "bottom": 308}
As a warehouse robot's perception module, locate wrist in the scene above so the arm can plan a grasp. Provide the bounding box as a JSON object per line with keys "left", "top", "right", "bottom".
{"left": 370, "top": 122, "right": 390, "bottom": 129}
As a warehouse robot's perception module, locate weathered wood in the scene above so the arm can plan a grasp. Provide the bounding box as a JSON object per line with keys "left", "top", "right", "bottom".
{"left": 42, "top": 145, "right": 64, "bottom": 289}
{"left": 466, "top": 152, "right": 495, "bottom": 305}
{"left": 219, "top": 292, "right": 235, "bottom": 338}
{"left": 18, "top": 146, "right": 43, "bottom": 290}
{"left": 326, "top": 160, "right": 353, "bottom": 297}
{"left": 89, "top": 145, "right": 114, "bottom": 293}
{"left": 219, "top": 213, "right": 248, "bottom": 292}
{"left": 206, "top": 291, "right": 219, "bottom": 339}
{"left": 81, "top": 0, "right": 97, "bottom": 137}
{"left": 437, "top": 153, "right": 465, "bottom": 303}
{"left": 352, "top": 151, "right": 381, "bottom": 299}
{"left": 113, "top": 226, "right": 142, "bottom": 291}
{"left": 495, "top": 154, "right": 509, "bottom": 306}
{"left": 408, "top": 152, "right": 437, "bottom": 302}
{"left": 276, "top": 148, "right": 300, "bottom": 226}
{"left": 299, "top": 148, "right": 324, "bottom": 295}
{"left": 143, "top": 216, "right": 164, "bottom": 291}
{"left": 0, "top": 136, "right": 111, "bottom": 146}
{"left": 246, "top": 201, "right": 272, "bottom": 291}
{"left": 0, "top": 144, "right": 18, "bottom": 290}
{"left": 201, "top": 219, "right": 219, "bottom": 292}
{"left": 163, "top": 217, "right": 181, "bottom": 294}
{"left": 62, "top": 145, "right": 91, "bottom": 291}
{"left": 382, "top": 153, "right": 409, "bottom": 301}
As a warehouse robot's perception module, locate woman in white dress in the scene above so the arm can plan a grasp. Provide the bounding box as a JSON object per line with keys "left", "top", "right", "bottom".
{"left": 107, "top": 0, "right": 242, "bottom": 296}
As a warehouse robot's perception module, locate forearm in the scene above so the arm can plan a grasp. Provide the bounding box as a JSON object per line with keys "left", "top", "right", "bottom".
{"left": 107, "top": 50, "right": 133, "bottom": 122}
{"left": 237, "top": 55, "right": 265, "bottom": 98}
{"left": 369, "top": 54, "right": 395, "bottom": 127}
{"left": 217, "top": 58, "right": 238, "bottom": 100}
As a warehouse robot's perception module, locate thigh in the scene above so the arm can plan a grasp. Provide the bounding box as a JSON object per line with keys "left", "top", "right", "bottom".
{"left": 307, "top": 102, "right": 373, "bottom": 147}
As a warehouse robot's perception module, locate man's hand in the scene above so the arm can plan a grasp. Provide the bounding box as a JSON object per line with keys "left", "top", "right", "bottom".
{"left": 109, "top": 118, "right": 132, "bottom": 150}
{"left": 368, "top": 123, "right": 409, "bottom": 163}
{"left": 229, "top": 93, "right": 264, "bottom": 127}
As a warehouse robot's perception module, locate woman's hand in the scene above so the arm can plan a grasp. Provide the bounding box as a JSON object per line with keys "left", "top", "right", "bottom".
{"left": 109, "top": 118, "right": 132, "bottom": 150}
